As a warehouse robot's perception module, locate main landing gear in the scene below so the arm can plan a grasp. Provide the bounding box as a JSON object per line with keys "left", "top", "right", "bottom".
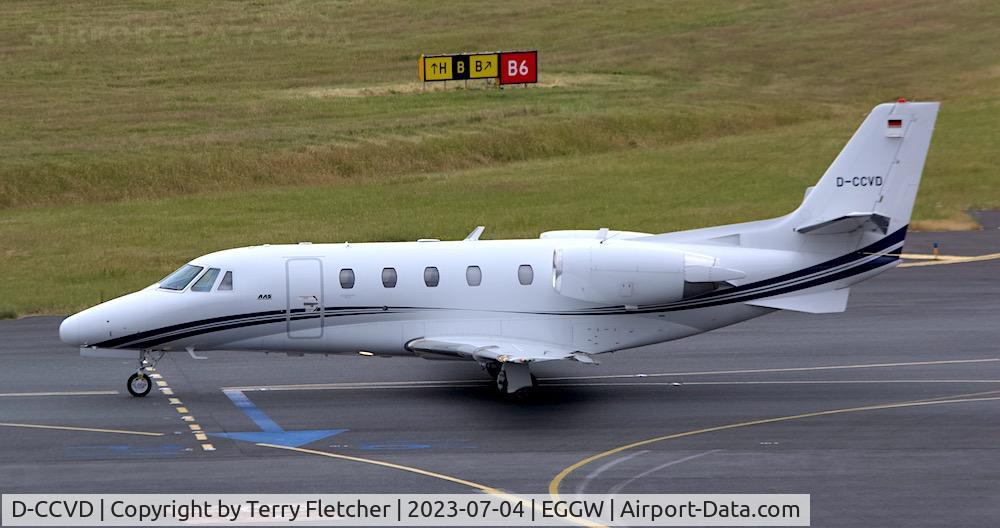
{"left": 127, "top": 350, "right": 164, "bottom": 398}
{"left": 483, "top": 361, "right": 536, "bottom": 396}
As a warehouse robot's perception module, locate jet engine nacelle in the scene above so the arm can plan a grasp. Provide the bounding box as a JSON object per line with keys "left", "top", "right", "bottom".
{"left": 553, "top": 242, "right": 689, "bottom": 306}
{"left": 552, "top": 241, "right": 747, "bottom": 306}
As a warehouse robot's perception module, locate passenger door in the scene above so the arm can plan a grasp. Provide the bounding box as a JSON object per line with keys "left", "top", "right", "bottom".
{"left": 286, "top": 258, "right": 324, "bottom": 338}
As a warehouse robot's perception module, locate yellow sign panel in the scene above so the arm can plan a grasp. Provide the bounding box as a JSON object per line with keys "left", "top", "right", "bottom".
{"left": 419, "top": 52, "right": 518, "bottom": 82}
{"left": 422, "top": 56, "right": 452, "bottom": 81}
{"left": 468, "top": 54, "right": 498, "bottom": 79}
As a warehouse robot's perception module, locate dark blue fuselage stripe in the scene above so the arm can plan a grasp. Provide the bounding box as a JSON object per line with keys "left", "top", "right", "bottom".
{"left": 101, "top": 310, "right": 382, "bottom": 349}
{"left": 98, "top": 227, "right": 907, "bottom": 349}
{"left": 126, "top": 314, "right": 322, "bottom": 349}
{"left": 93, "top": 310, "right": 285, "bottom": 348}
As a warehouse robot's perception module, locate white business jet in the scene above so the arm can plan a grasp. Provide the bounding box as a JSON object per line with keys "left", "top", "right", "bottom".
{"left": 61, "top": 101, "right": 938, "bottom": 396}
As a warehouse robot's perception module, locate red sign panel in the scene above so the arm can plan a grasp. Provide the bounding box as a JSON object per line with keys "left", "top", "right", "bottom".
{"left": 499, "top": 51, "right": 537, "bottom": 85}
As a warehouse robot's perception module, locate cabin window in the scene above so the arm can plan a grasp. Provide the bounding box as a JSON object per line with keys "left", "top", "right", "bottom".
{"left": 191, "top": 268, "right": 221, "bottom": 292}
{"left": 466, "top": 266, "right": 482, "bottom": 286}
{"left": 424, "top": 267, "right": 440, "bottom": 287}
{"left": 159, "top": 264, "right": 204, "bottom": 291}
{"left": 518, "top": 264, "right": 534, "bottom": 285}
{"left": 217, "top": 271, "right": 234, "bottom": 291}
{"left": 382, "top": 268, "right": 397, "bottom": 288}
{"left": 339, "top": 269, "right": 355, "bottom": 289}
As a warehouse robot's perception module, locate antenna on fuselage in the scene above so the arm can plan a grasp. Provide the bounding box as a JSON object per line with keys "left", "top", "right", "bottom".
{"left": 464, "top": 226, "right": 485, "bottom": 241}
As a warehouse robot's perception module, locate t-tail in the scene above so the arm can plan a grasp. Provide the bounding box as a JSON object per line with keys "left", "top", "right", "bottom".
{"left": 648, "top": 100, "right": 940, "bottom": 256}
{"left": 637, "top": 101, "right": 939, "bottom": 314}
{"left": 787, "top": 100, "right": 939, "bottom": 247}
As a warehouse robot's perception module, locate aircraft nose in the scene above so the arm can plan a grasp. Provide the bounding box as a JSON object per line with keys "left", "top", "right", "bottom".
{"left": 59, "top": 314, "right": 82, "bottom": 346}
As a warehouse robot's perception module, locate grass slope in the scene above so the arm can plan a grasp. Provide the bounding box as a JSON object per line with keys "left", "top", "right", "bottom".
{"left": 1, "top": 0, "right": 998, "bottom": 315}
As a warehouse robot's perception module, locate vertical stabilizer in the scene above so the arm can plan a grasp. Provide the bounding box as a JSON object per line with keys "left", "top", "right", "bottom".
{"left": 791, "top": 101, "right": 939, "bottom": 236}
{"left": 636, "top": 101, "right": 939, "bottom": 256}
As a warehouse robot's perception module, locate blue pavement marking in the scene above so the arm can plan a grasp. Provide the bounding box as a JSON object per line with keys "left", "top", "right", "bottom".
{"left": 209, "top": 389, "right": 347, "bottom": 448}
{"left": 223, "top": 389, "right": 283, "bottom": 433}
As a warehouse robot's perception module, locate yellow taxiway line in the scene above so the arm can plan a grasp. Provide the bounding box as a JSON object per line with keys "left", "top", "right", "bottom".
{"left": 254, "top": 389, "right": 1000, "bottom": 528}
{"left": 142, "top": 365, "right": 218, "bottom": 454}
{"left": 900, "top": 253, "right": 965, "bottom": 260}
{"left": 256, "top": 444, "right": 603, "bottom": 528}
{"left": 548, "top": 389, "right": 1000, "bottom": 501}
{"left": 899, "top": 252, "right": 1000, "bottom": 268}
{"left": 0, "top": 422, "right": 163, "bottom": 436}
{"left": 257, "top": 443, "right": 501, "bottom": 493}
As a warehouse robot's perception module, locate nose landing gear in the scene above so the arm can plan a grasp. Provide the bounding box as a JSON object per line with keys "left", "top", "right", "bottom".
{"left": 127, "top": 349, "right": 164, "bottom": 398}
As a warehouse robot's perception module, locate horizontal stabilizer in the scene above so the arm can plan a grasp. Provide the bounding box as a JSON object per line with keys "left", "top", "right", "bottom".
{"left": 795, "top": 212, "right": 890, "bottom": 235}
{"left": 746, "top": 288, "right": 850, "bottom": 313}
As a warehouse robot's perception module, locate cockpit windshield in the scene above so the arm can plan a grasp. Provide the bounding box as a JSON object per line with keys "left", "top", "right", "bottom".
{"left": 191, "top": 268, "right": 220, "bottom": 292}
{"left": 159, "top": 264, "right": 204, "bottom": 291}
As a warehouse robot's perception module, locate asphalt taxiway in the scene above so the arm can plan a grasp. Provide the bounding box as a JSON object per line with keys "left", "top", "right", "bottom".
{"left": 1, "top": 230, "right": 998, "bottom": 527}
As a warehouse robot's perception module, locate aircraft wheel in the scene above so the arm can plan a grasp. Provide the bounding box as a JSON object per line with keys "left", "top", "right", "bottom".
{"left": 495, "top": 369, "right": 508, "bottom": 394}
{"left": 127, "top": 372, "right": 152, "bottom": 397}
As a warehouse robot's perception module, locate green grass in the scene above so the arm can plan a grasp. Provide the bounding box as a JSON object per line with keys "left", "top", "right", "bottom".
{"left": 1, "top": 0, "right": 999, "bottom": 315}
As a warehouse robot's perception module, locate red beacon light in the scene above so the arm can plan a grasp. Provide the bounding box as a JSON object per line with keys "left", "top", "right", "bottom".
{"left": 897, "top": 98, "right": 908, "bottom": 103}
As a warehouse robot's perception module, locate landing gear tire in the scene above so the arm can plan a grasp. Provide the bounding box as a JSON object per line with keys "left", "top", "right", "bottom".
{"left": 495, "top": 369, "right": 508, "bottom": 394}
{"left": 492, "top": 363, "right": 536, "bottom": 398}
{"left": 127, "top": 372, "right": 152, "bottom": 397}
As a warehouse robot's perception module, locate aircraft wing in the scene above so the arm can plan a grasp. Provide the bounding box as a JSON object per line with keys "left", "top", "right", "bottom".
{"left": 405, "top": 336, "right": 597, "bottom": 365}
